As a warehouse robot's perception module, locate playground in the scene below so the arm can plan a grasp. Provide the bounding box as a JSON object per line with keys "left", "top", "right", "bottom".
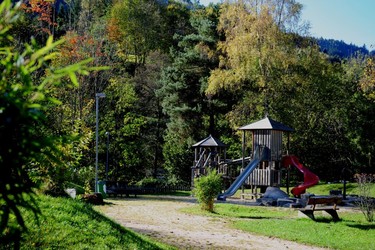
{"left": 94, "top": 116, "right": 374, "bottom": 249}
{"left": 191, "top": 116, "right": 336, "bottom": 212}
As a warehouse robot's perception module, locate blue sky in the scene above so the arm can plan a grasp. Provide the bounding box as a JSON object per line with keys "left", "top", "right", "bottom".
{"left": 199, "top": 0, "right": 375, "bottom": 48}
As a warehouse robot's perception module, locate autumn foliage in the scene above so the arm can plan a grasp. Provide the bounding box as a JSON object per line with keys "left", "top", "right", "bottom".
{"left": 21, "top": 0, "right": 57, "bottom": 35}
{"left": 360, "top": 58, "right": 375, "bottom": 101}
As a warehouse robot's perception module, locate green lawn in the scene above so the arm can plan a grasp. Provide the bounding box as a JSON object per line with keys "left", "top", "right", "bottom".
{"left": 231, "top": 182, "right": 375, "bottom": 198}
{"left": 17, "top": 195, "right": 174, "bottom": 250}
{"left": 182, "top": 203, "right": 374, "bottom": 250}
{"left": 13, "top": 182, "right": 374, "bottom": 250}
{"left": 307, "top": 182, "right": 375, "bottom": 197}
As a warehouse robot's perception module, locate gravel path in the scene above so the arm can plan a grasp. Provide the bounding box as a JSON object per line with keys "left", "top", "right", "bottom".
{"left": 97, "top": 196, "right": 326, "bottom": 250}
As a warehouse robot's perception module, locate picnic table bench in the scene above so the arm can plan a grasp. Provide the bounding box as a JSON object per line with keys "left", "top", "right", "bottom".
{"left": 299, "top": 196, "right": 342, "bottom": 221}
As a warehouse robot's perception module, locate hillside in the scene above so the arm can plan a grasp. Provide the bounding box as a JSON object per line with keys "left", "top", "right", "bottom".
{"left": 316, "top": 37, "right": 370, "bottom": 58}
{"left": 15, "top": 196, "right": 172, "bottom": 249}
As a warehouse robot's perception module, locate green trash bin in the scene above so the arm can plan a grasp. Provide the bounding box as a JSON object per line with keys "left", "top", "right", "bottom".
{"left": 97, "top": 180, "right": 107, "bottom": 198}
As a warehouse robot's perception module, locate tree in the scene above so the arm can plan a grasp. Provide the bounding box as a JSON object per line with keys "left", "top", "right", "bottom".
{"left": 157, "top": 4, "right": 224, "bottom": 183}
{"left": 45, "top": 27, "right": 113, "bottom": 189}
{"left": 58, "top": 0, "right": 82, "bottom": 32}
{"left": 21, "top": 0, "right": 57, "bottom": 37}
{"left": 360, "top": 57, "right": 375, "bottom": 101}
{"left": 77, "top": 0, "right": 112, "bottom": 35}
{"left": 341, "top": 55, "right": 375, "bottom": 174}
{"left": 133, "top": 51, "right": 170, "bottom": 178}
{"left": 285, "top": 52, "right": 354, "bottom": 180}
{"left": 159, "top": 0, "right": 192, "bottom": 51}
{"left": 204, "top": 0, "right": 371, "bottom": 181}
{"left": 100, "top": 76, "right": 148, "bottom": 182}
{"left": 108, "top": 0, "right": 164, "bottom": 65}
{"left": 0, "top": 0, "right": 96, "bottom": 245}
{"left": 207, "top": 0, "right": 306, "bottom": 128}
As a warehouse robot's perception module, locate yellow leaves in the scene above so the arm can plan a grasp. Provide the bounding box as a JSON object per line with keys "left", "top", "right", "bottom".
{"left": 207, "top": 68, "right": 245, "bottom": 95}
{"left": 206, "top": 69, "right": 229, "bottom": 95}
{"left": 359, "top": 58, "right": 375, "bottom": 101}
{"left": 207, "top": 0, "right": 304, "bottom": 100}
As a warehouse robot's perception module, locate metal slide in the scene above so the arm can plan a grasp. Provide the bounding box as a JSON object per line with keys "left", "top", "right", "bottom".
{"left": 217, "top": 146, "right": 267, "bottom": 201}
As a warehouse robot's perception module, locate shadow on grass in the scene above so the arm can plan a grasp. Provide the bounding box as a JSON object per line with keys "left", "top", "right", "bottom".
{"left": 346, "top": 223, "right": 375, "bottom": 230}
{"left": 209, "top": 210, "right": 277, "bottom": 220}
{"left": 313, "top": 217, "right": 342, "bottom": 223}
{"left": 236, "top": 215, "right": 274, "bottom": 219}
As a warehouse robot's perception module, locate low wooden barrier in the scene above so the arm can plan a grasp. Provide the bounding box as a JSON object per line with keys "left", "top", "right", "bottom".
{"left": 105, "top": 182, "right": 190, "bottom": 197}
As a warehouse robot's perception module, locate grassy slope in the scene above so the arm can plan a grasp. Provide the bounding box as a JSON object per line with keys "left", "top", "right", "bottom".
{"left": 19, "top": 195, "right": 174, "bottom": 250}
{"left": 306, "top": 182, "right": 375, "bottom": 197}
{"left": 182, "top": 204, "right": 375, "bottom": 250}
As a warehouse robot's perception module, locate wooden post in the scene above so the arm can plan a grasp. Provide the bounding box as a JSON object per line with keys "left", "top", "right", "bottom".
{"left": 241, "top": 130, "right": 246, "bottom": 197}
{"left": 286, "top": 167, "right": 290, "bottom": 195}
{"left": 195, "top": 148, "right": 198, "bottom": 163}
{"left": 242, "top": 130, "right": 245, "bottom": 169}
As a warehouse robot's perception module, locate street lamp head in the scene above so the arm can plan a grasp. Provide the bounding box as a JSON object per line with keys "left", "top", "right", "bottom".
{"left": 96, "top": 93, "right": 106, "bottom": 98}
{"left": 105, "top": 131, "right": 110, "bottom": 136}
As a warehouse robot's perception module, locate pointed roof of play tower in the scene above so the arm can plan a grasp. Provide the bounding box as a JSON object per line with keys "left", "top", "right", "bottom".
{"left": 192, "top": 135, "right": 227, "bottom": 147}
{"left": 238, "top": 116, "right": 294, "bottom": 132}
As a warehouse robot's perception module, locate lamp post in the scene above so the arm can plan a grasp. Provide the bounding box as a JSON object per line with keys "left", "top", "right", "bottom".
{"left": 95, "top": 93, "right": 106, "bottom": 193}
{"left": 105, "top": 131, "right": 110, "bottom": 181}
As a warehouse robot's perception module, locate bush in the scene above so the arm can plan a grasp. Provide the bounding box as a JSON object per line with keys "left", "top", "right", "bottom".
{"left": 81, "top": 193, "right": 104, "bottom": 205}
{"left": 136, "top": 177, "right": 163, "bottom": 188}
{"left": 355, "top": 173, "right": 375, "bottom": 222}
{"left": 193, "top": 169, "right": 222, "bottom": 212}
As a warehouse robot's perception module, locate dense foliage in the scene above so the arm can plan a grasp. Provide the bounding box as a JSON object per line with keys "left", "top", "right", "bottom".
{"left": 0, "top": 0, "right": 102, "bottom": 244}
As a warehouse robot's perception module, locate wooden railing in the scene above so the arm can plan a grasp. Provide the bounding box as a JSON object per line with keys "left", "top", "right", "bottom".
{"left": 246, "top": 169, "right": 281, "bottom": 186}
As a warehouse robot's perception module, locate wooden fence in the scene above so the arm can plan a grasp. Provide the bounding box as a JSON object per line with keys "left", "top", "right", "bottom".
{"left": 106, "top": 182, "right": 191, "bottom": 197}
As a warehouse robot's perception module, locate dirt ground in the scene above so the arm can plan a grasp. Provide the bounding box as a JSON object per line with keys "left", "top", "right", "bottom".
{"left": 96, "top": 196, "right": 326, "bottom": 250}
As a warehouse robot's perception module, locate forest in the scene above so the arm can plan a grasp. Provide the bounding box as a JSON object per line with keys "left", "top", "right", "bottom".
{"left": 317, "top": 37, "right": 370, "bottom": 59}
{"left": 1, "top": 0, "right": 375, "bottom": 197}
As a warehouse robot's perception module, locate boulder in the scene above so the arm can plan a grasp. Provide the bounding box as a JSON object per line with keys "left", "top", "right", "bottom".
{"left": 81, "top": 192, "right": 104, "bottom": 205}
{"left": 263, "top": 187, "right": 289, "bottom": 199}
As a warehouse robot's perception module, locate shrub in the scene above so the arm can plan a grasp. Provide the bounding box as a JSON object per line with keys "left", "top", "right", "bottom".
{"left": 136, "top": 177, "right": 163, "bottom": 188}
{"left": 355, "top": 173, "right": 375, "bottom": 222}
{"left": 81, "top": 193, "right": 104, "bottom": 205}
{"left": 193, "top": 169, "right": 222, "bottom": 212}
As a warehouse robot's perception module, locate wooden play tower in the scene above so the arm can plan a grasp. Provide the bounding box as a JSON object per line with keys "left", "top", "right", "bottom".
{"left": 191, "top": 117, "right": 294, "bottom": 199}
{"left": 191, "top": 135, "right": 227, "bottom": 188}
{"left": 238, "top": 116, "right": 293, "bottom": 197}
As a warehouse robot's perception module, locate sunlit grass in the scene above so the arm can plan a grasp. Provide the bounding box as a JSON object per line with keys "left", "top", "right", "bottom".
{"left": 307, "top": 182, "right": 375, "bottom": 197}
{"left": 230, "top": 182, "right": 375, "bottom": 198}
{"left": 18, "top": 195, "right": 174, "bottom": 250}
{"left": 182, "top": 203, "right": 374, "bottom": 250}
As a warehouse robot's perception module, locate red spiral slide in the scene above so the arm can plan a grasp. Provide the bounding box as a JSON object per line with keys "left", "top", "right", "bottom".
{"left": 282, "top": 155, "right": 319, "bottom": 196}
